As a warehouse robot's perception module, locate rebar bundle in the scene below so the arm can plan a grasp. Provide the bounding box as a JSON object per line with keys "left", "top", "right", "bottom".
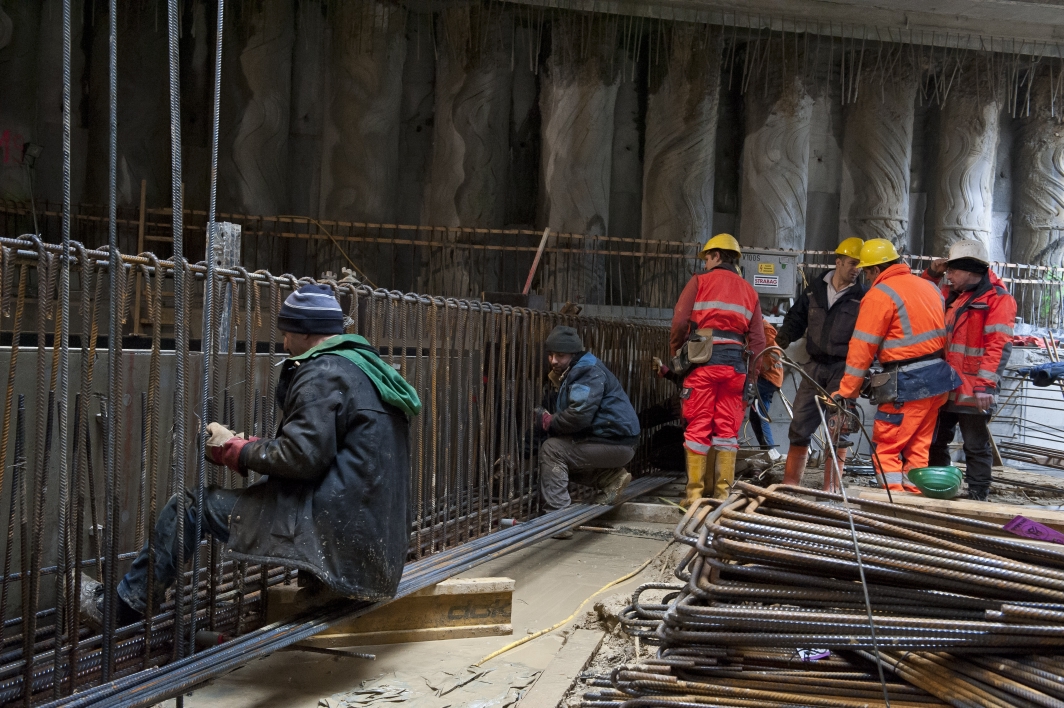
{"left": 583, "top": 482, "right": 1064, "bottom": 707}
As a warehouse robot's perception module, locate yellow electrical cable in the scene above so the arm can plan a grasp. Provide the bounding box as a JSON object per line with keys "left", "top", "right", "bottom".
{"left": 474, "top": 540, "right": 673, "bottom": 666}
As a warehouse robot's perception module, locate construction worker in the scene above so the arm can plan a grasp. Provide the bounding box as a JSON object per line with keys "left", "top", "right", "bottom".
{"left": 747, "top": 319, "right": 784, "bottom": 461}
{"left": 775, "top": 237, "right": 866, "bottom": 491}
{"left": 832, "top": 239, "right": 958, "bottom": 492}
{"left": 536, "top": 326, "right": 640, "bottom": 538}
{"left": 923, "top": 240, "right": 1017, "bottom": 501}
{"left": 671, "top": 234, "right": 766, "bottom": 506}
{"left": 82, "top": 285, "right": 421, "bottom": 627}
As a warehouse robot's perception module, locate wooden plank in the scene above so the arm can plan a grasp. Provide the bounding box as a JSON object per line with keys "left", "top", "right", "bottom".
{"left": 518, "top": 629, "right": 605, "bottom": 708}
{"left": 854, "top": 489, "right": 1064, "bottom": 533}
{"left": 269, "top": 577, "right": 514, "bottom": 646}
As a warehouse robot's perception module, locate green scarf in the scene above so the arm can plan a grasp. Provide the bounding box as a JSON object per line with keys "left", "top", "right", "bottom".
{"left": 290, "top": 334, "right": 422, "bottom": 417}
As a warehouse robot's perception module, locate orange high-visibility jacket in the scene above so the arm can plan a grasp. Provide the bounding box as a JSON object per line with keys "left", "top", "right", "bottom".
{"left": 670, "top": 266, "right": 765, "bottom": 364}
{"left": 838, "top": 263, "right": 947, "bottom": 399}
{"left": 921, "top": 268, "right": 1017, "bottom": 407}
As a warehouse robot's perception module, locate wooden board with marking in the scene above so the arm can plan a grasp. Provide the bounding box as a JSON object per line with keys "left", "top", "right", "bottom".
{"left": 269, "top": 577, "right": 514, "bottom": 648}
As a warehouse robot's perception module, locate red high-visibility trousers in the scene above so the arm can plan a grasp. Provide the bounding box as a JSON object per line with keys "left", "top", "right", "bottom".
{"left": 681, "top": 364, "right": 745, "bottom": 455}
{"left": 871, "top": 394, "right": 947, "bottom": 492}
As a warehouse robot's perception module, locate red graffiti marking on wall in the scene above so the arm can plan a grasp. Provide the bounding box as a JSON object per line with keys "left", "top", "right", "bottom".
{"left": 0, "top": 130, "right": 25, "bottom": 165}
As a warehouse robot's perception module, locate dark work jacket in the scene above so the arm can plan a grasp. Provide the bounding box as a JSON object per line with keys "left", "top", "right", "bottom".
{"left": 230, "top": 353, "right": 411, "bottom": 601}
{"left": 549, "top": 351, "right": 641, "bottom": 446}
{"left": 778, "top": 271, "right": 867, "bottom": 364}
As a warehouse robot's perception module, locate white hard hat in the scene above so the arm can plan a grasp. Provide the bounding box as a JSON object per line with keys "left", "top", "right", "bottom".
{"left": 946, "top": 239, "right": 990, "bottom": 266}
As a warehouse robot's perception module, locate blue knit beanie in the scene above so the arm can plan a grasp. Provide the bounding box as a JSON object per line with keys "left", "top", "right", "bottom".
{"left": 277, "top": 284, "right": 344, "bottom": 334}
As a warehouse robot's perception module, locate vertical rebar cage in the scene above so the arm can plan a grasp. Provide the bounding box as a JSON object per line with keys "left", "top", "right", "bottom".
{"left": 0, "top": 238, "right": 674, "bottom": 702}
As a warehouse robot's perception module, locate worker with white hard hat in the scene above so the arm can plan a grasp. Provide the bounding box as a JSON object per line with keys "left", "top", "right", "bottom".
{"left": 922, "top": 239, "right": 1017, "bottom": 501}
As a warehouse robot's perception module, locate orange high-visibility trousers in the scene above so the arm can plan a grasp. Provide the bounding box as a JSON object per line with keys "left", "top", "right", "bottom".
{"left": 871, "top": 394, "right": 947, "bottom": 492}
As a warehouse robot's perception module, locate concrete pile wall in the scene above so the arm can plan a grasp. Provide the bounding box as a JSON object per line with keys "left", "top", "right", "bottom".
{"left": 2, "top": 2, "right": 1064, "bottom": 287}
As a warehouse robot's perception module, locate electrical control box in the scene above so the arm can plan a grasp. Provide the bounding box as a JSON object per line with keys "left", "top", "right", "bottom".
{"left": 740, "top": 249, "right": 799, "bottom": 298}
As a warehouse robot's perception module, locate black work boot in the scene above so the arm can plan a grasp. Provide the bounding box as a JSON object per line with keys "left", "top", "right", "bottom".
{"left": 78, "top": 573, "right": 144, "bottom": 630}
{"left": 966, "top": 487, "right": 990, "bottom": 502}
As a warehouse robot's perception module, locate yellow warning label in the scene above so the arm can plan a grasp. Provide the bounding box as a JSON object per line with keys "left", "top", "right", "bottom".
{"left": 758, "top": 263, "right": 775, "bottom": 274}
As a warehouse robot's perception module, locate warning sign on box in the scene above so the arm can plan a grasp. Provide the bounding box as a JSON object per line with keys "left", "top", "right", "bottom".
{"left": 753, "top": 275, "right": 779, "bottom": 288}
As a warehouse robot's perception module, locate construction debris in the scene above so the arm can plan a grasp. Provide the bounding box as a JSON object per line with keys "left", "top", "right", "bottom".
{"left": 580, "top": 481, "right": 1064, "bottom": 707}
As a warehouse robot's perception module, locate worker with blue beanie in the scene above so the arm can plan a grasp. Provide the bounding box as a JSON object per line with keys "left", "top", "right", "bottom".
{"left": 82, "top": 284, "right": 421, "bottom": 629}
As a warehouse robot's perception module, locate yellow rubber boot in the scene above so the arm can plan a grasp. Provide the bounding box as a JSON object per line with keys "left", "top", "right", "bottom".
{"left": 711, "top": 449, "right": 737, "bottom": 500}
{"left": 683, "top": 450, "right": 708, "bottom": 507}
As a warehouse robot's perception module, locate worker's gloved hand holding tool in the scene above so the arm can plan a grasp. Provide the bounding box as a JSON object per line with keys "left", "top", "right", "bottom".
{"left": 533, "top": 407, "right": 552, "bottom": 432}
{"left": 205, "top": 422, "right": 258, "bottom": 474}
{"left": 742, "top": 381, "right": 757, "bottom": 405}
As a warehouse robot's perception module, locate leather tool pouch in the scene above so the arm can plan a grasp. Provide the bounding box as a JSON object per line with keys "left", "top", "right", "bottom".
{"left": 672, "top": 329, "right": 714, "bottom": 377}
{"left": 866, "top": 370, "right": 898, "bottom": 406}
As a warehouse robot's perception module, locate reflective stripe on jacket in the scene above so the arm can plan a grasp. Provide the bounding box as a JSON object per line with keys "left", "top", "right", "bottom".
{"left": 922, "top": 268, "right": 1017, "bottom": 407}
{"left": 670, "top": 266, "right": 767, "bottom": 378}
{"left": 838, "top": 263, "right": 947, "bottom": 398}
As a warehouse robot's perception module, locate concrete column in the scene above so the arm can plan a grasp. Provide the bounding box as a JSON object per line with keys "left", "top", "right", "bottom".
{"left": 0, "top": 0, "right": 41, "bottom": 203}
{"left": 842, "top": 62, "right": 918, "bottom": 250}
{"left": 539, "top": 15, "right": 619, "bottom": 305}
{"left": 32, "top": 0, "right": 88, "bottom": 206}
{"left": 219, "top": 0, "right": 295, "bottom": 216}
{"left": 506, "top": 24, "right": 540, "bottom": 227}
{"left": 422, "top": 7, "right": 512, "bottom": 228}
{"left": 931, "top": 59, "right": 1002, "bottom": 256}
{"left": 642, "top": 24, "right": 721, "bottom": 244}
{"left": 82, "top": 5, "right": 170, "bottom": 211}
{"left": 1014, "top": 65, "right": 1064, "bottom": 266}
{"left": 319, "top": 2, "right": 406, "bottom": 224}
{"left": 396, "top": 12, "right": 435, "bottom": 228}
{"left": 286, "top": 0, "right": 329, "bottom": 275}
{"left": 739, "top": 41, "right": 814, "bottom": 250}
{"left": 420, "top": 6, "right": 512, "bottom": 298}
{"left": 82, "top": 4, "right": 170, "bottom": 208}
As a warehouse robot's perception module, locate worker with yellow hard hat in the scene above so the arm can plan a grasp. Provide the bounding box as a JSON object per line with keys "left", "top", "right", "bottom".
{"left": 832, "top": 238, "right": 958, "bottom": 493}
{"left": 670, "top": 234, "right": 766, "bottom": 506}
{"left": 774, "top": 237, "right": 867, "bottom": 492}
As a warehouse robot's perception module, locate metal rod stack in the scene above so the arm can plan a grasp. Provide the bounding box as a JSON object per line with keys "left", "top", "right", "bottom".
{"left": 583, "top": 482, "right": 1064, "bottom": 707}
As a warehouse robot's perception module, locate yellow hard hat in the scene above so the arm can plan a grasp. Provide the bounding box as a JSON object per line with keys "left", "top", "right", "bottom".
{"left": 857, "top": 238, "right": 901, "bottom": 269}
{"left": 835, "top": 237, "right": 864, "bottom": 260}
{"left": 701, "top": 233, "right": 742, "bottom": 256}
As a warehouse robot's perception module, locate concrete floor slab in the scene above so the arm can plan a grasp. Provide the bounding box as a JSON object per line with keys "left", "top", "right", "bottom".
{"left": 182, "top": 527, "right": 671, "bottom": 708}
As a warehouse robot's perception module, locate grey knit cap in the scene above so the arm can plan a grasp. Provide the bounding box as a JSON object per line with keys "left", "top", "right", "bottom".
{"left": 545, "top": 325, "right": 583, "bottom": 354}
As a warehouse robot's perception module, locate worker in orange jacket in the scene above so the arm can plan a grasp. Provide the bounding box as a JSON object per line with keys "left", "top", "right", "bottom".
{"left": 922, "top": 239, "right": 1017, "bottom": 501}
{"left": 832, "top": 239, "right": 959, "bottom": 492}
{"left": 671, "top": 234, "right": 766, "bottom": 505}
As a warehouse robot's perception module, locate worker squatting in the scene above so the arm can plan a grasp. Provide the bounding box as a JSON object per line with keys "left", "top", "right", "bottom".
{"left": 671, "top": 234, "right": 1016, "bottom": 507}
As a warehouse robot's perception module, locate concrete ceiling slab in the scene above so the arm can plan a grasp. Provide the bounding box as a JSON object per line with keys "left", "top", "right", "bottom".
{"left": 497, "top": 0, "right": 1064, "bottom": 54}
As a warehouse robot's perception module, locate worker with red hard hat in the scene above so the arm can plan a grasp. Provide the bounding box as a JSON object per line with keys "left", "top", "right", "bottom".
{"left": 832, "top": 238, "right": 959, "bottom": 492}
{"left": 670, "top": 234, "right": 766, "bottom": 506}
{"left": 922, "top": 239, "right": 1017, "bottom": 501}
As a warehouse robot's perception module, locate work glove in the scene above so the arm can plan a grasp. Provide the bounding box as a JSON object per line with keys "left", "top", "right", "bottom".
{"left": 774, "top": 333, "right": 790, "bottom": 350}
{"left": 533, "top": 407, "right": 552, "bottom": 432}
{"left": 743, "top": 381, "right": 758, "bottom": 405}
{"left": 205, "top": 422, "right": 258, "bottom": 475}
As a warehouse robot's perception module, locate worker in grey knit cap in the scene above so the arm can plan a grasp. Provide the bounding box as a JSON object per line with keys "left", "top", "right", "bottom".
{"left": 82, "top": 285, "right": 420, "bottom": 630}
{"left": 535, "top": 325, "right": 641, "bottom": 538}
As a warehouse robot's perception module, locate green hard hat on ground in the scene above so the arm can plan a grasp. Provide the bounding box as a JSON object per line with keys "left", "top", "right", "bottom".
{"left": 907, "top": 466, "right": 964, "bottom": 499}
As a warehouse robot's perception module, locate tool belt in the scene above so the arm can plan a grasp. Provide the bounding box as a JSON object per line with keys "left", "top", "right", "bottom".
{"left": 672, "top": 329, "right": 743, "bottom": 377}
{"left": 864, "top": 352, "right": 960, "bottom": 405}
